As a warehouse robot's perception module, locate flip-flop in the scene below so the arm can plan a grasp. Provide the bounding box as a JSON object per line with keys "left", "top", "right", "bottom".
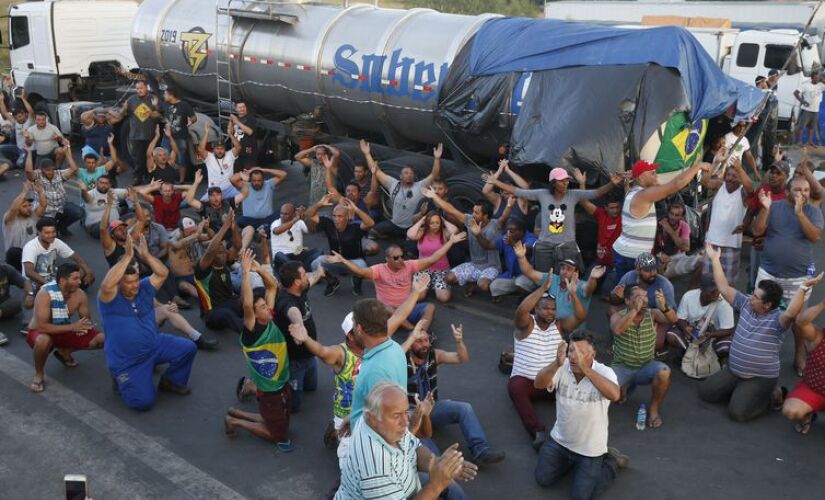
{"left": 236, "top": 376, "right": 250, "bottom": 402}
{"left": 53, "top": 351, "right": 78, "bottom": 368}
{"left": 30, "top": 380, "right": 45, "bottom": 393}
{"left": 795, "top": 413, "right": 818, "bottom": 435}
{"left": 648, "top": 414, "right": 664, "bottom": 429}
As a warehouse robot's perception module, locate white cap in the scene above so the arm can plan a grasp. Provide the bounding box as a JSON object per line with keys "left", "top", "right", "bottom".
{"left": 341, "top": 312, "right": 354, "bottom": 336}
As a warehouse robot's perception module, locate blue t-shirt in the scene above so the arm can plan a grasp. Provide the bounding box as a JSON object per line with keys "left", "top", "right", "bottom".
{"left": 83, "top": 124, "right": 112, "bottom": 155}
{"left": 77, "top": 166, "right": 108, "bottom": 203}
{"left": 616, "top": 270, "right": 676, "bottom": 309}
{"left": 98, "top": 277, "right": 160, "bottom": 371}
{"left": 761, "top": 200, "right": 824, "bottom": 278}
{"left": 243, "top": 181, "right": 276, "bottom": 219}
{"left": 496, "top": 232, "right": 538, "bottom": 279}
{"left": 349, "top": 338, "right": 407, "bottom": 424}
{"left": 540, "top": 272, "right": 592, "bottom": 320}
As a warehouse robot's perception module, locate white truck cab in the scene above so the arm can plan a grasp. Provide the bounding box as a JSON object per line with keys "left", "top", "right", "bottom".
{"left": 6, "top": 0, "right": 137, "bottom": 108}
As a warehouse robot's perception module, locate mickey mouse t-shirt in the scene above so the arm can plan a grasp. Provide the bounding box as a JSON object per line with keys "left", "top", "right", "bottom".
{"left": 515, "top": 188, "right": 597, "bottom": 243}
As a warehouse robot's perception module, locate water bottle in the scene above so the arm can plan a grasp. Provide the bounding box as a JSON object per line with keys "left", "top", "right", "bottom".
{"left": 635, "top": 404, "right": 647, "bottom": 431}
{"left": 807, "top": 262, "right": 816, "bottom": 280}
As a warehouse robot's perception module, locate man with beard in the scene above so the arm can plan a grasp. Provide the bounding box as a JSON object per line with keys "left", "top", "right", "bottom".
{"left": 753, "top": 176, "right": 824, "bottom": 375}
{"left": 230, "top": 101, "right": 258, "bottom": 171}
{"left": 186, "top": 169, "right": 249, "bottom": 234}
{"left": 196, "top": 120, "right": 243, "bottom": 199}
{"left": 610, "top": 286, "right": 676, "bottom": 429}
{"left": 110, "top": 80, "right": 161, "bottom": 185}
{"left": 26, "top": 262, "right": 104, "bottom": 393}
{"left": 745, "top": 160, "right": 789, "bottom": 292}
{"left": 4, "top": 180, "right": 46, "bottom": 270}
{"left": 653, "top": 202, "right": 703, "bottom": 283}
{"left": 700, "top": 157, "right": 754, "bottom": 286}
{"left": 146, "top": 125, "right": 181, "bottom": 185}
{"left": 24, "top": 143, "right": 83, "bottom": 237}
{"left": 99, "top": 236, "right": 197, "bottom": 410}
{"left": 78, "top": 175, "right": 127, "bottom": 239}
{"left": 609, "top": 253, "right": 676, "bottom": 312}
{"left": 168, "top": 217, "right": 210, "bottom": 301}
{"left": 402, "top": 322, "right": 506, "bottom": 466}
{"left": 510, "top": 273, "right": 587, "bottom": 449}
{"left": 325, "top": 159, "right": 379, "bottom": 217}
{"left": 135, "top": 179, "right": 193, "bottom": 231}
{"left": 75, "top": 134, "right": 118, "bottom": 194}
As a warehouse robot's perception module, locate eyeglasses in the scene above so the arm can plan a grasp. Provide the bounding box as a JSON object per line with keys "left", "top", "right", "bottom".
{"left": 389, "top": 255, "right": 403, "bottom": 261}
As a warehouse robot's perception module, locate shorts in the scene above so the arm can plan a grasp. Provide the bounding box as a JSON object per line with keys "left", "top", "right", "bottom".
{"left": 702, "top": 246, "right": 740, "bottom": 286}
{"left": 26, "top": 327, "right": 101, "bottom": 350}
{"left": 612, "top": 360, "right": 669, "bottom": 388}
{"left": 414, "top": 270, "right": 448, "bottom": 290}
{"left": 450, "top": 262, "right": 499, "bottom": 286}
{"left": 799, "top": 109, "right": 819, "bottom": 130}
{"left": 175, "top": 274, "right": 195, "bottom": 287}
{"left": 372, "top": 220, "right": 408, "bottom": 239}
{"left": 662, "top": 252, "right": 702, "bottom": 278}
{"left": 787, "top": 381, "right": 825, "bottom": 412}
{"left": 408, "top": 303, "right": 430, "bottom": 324}
{"left": 258, "top": 385, "right": 292, "bottom": 442}
{"left": 755, "top": 267, "right": 810, "bottom": 308}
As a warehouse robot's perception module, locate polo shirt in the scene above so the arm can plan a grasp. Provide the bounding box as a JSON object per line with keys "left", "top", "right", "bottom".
{"left": 348, "top": 338, "right": 407, "bottom": 423}
{"left": 728, "top": 292, "right": 785, "bottom": 379}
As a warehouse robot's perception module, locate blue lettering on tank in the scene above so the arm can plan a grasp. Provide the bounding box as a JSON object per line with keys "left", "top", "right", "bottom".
{"left": 333, "top": 44, "right": 359, "bottom": 89}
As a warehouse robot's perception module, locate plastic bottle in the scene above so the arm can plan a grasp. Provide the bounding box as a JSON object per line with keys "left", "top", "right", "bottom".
{"left": 807, "top": 262, "right": 816, "bottom": 279}
{"left": 636, "top": 404, "right": 647, "bottom": 431}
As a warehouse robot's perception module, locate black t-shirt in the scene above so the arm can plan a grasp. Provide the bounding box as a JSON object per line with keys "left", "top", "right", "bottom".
{"left": 0, "top": 263, "right": 25, "bottom": 304}
{"left": 241, "top": 312, "right": 272, "bottom": 346}
{"left": 275, "top": 291, "right": 316, "bottom": 360}
{"left": 199, "top": 198, "right": 236, "bottom": 233}
{"left": 195, "top": 264, "right": 234, "bottom": 306}
{"left": 318, "top": 217, "right": 364, "bottom": 260}
{"left": 150, "top": 163, "right": 178, "bottom": 184}
{"left": 83, "top": 124, "right": 112, "bottom": 155}
{"left": 164, "top": 100, "right": 195, "bottom": 139}
{"left": 233, "top": 114, "right": 257, "bottom": 159}
{"left": 126, "top": 94, "right": 159, "bottom": 141}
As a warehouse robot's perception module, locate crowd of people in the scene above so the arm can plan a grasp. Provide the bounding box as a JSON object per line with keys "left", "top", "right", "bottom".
{"left": 0, "top": 66, "right": 824, "bottom": 500}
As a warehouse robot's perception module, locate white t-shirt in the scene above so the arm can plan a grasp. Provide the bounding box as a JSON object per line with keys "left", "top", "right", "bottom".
{"left": 270, "top": 218, "right": 308, "bottom": 256}
{"left": 797, "top": 79, "right": 825, "bottom": 112}
{"left": 14, "top": 117, "right": 33, "bottom": 149}
{"left": 706, "top": 184, "right": 746, "bottom": 249}
{"left": 676, "top": 289, "right": 735, "bottom": 332}
{"left": 21, "top": 237, "right": 74, "bottom": 282}
{"left": 84, "top": 188, "right": 127, "bottom": 226}
{"left": 549, "top": 360, "right": 617, "bottom": 457}
{"left": 722, "top": 132, "right": 750, "bottom": 168}
{"left": 204, "top": 150, "right": 236, "bottom": 190}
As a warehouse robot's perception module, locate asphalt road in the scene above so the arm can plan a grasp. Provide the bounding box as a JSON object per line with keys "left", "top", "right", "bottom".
{"left": 0, "top": 154, "right": 823, "bottom": 500}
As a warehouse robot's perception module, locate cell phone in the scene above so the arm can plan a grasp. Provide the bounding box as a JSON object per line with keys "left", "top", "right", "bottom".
{"left": 64, "top": 474, "right": 87, "bottom": 500}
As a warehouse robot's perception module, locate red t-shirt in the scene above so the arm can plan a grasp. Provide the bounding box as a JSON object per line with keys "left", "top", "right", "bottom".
{"left": 153, "top": 192, "right": 183, "bottom": 230}
{"left": 594, "top": 207, "right": 621, "bottom": 266}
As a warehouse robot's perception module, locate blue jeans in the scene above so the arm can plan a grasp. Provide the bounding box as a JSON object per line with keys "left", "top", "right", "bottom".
{"left": 430, "top": 399, "right": 490, "bottom": 459}
{"left": 274, "top": 248, "right": 322, "bottom": 272}
{"left": 237, "top": 213, "right": 278, "bottom": 229}
{"left": 535, "top": 437, "right": 617, "bottom": 500}
{"left": 612, "top": 360, "right": 669, "bottom": 395}
{"left": 289, "top": 357, "right": 318, "bottom": 413}
{"left": 612, "top": 250, "right": 636, "bottom": 283}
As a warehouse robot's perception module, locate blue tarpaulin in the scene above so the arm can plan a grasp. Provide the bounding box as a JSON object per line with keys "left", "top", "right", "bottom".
{"left": 469, "top": 18, "right": 763, "bottom": 121}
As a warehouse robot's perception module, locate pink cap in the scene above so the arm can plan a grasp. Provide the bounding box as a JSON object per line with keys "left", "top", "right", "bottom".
{"left": 548, "top": 167, "right": 571, "bottom": 182}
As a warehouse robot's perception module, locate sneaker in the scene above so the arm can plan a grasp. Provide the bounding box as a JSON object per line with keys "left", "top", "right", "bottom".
{"left": 473, "top": 449, "right": 506, "bottom": 466}
{"left": 276, "top": 440, "right": 295, "bottom": 453}
{"left": 352, "top": 276, "right": 363, "bottom": 296}
{"left": 607, "top": 447, "right": 630, "bottom": 469}
{"left": 0, "top": 331, "right": 7, "bottom": 346}
{"left": 324, "top": 278, "right": 341, "bottom": 297}
{"left": 194, "top": 335, "right": 219, "bottom": 350}
{"left": 531, "top": 431, "right": 546, "bottom": 451}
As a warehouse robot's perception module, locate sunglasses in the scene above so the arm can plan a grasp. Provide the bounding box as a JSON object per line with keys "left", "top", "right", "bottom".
{"left": 388, "top": 255, "right": 403, "bottom": 261}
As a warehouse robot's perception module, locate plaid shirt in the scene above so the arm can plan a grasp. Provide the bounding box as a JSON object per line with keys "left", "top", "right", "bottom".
{"left": 34, "top": 169, "right": 71, "bottom": 217}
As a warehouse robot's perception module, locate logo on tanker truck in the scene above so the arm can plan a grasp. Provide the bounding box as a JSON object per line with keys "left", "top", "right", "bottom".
{"left": 333, "top": 44, "right": 448, "bottom": 103}
{"left": 180, "top": 27, "right": 212, "bottom": 75}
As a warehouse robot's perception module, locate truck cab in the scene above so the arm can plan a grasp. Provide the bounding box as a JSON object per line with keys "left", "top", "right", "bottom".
{"left": 7, "top": 0, "right": 137, "bottom": 121}
{"left": 725, "top": 29, "right": 820, "bottom": 127}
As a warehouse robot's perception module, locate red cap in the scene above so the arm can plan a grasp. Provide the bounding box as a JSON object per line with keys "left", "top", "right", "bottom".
{"left": 631, "top": 160, "right": 658, "bottom": 179}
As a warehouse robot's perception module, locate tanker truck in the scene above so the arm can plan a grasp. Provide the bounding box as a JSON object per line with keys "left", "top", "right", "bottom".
{"left": 7, "top": 0, "right": 764, "bottom": 201}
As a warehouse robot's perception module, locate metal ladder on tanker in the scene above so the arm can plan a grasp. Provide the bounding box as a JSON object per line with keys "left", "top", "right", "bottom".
{"left": 213, "top": 1, "right": 306, "bottom": 131}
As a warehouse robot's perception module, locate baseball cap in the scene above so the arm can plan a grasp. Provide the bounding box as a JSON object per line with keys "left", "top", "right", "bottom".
{"left": 548, "top": 167, "right": 571, "bottom": 182}
{"left": 341, "top": 312, "right": 354, "bottom": 336}
{"left": 699, "top": 274, "right": 718, "bottom": 291}
{"left": 108, "top": 219, "right": 125, "bottom": 233}
{"left": 631, "top": 160, "right": 658, "bottom": 179}
{"left": 559, "top": 258, "right": 579, "bottom": 272}
{"left": 180, "top": 217, "right": 197, "bottom": 233}
{"left": 636, "top": 252, "right": 658, "bottom": 271}
{"left": 768, "top": 160, "right": 790, "bottom": 176}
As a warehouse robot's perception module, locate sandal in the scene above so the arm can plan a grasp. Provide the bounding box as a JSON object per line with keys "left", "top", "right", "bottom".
{"left": 648, "top": 414, "right": 664, "bottom": 429}
{"left": 224, "top": 415, "right": 236, "bottom": 438}
{"left": 30, "top": 379, "right": 45, "bottom": 393}
{"left": 236, "top": 376, "right": 251, "bottom": 402}
{"left": 795, "top": 413, "right": 818, "bottom": 434}
{"left": 53, "top": 351, "right": 79, "bottom": 368}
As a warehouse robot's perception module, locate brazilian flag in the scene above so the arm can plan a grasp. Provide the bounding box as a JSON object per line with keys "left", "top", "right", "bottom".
{"left": 654, "top": 112, "right": 707, "bottom": 173}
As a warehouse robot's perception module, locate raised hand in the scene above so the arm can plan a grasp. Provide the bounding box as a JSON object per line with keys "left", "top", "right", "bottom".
{"left": 433, "top": 143, "right": 443, "bottom": 159}
{"left": 612, "top": 283, "right": 625, "bottom": 300}
{"left": 467, "top": 218, "right": 481, "bottom": 236}
{"left": 451, "top": 323, "right": 463, "bottom": 343}
{"left": 164, "top": 124, "right": 173, "bottom": 138}
{"left": 322, "top": 154, "right": 334, "bottom": 169}
{"left": 655, "top": 288, "right": 667, "bottom": 311}
{"left": 107, "top": 133, "right": 115, "bottom": 145}
{"left": 429, "top": 444, "right": 465, "bottom": 487}
{"left": 571, "top": 341, "right": 594, "bottom": 372}
{"left": 632, "top": 293, "right": 646, "bottom": 312}
{"left": 513, "top": 240, "right": 526, "bottom": 259}
{"left": 288, "top": 322, "right": 309, "bottom": 345}
{"left": 239, "top": 169, "right": 250, "bottom": 183}
{"left": 565, "top": 273, "right": 579, "bottom": 292}
{"left": 193, "top": 169, "right": 203, "bottom": 185}
{"left": 413, "top": 272, "right": 431, "bottom": 293}
{"left": 422, "top": 186, "right": 437, "bottom": 199}
{"left": 240, "top": 248, "right": 254, "bottom": 274}
{"left": 133, "top": 234, "right": 149, "bottom": 255}
{"left": 449, "top": 232, "right": 467, "bottom": 245}
{"left": 556, "top": 340, "right": 568, "bottom": 366}
{"left": 794, "top": 192, "right": 806, "bottom": 214}
{"left": 572, "top": 168, "right": 586, "bottom": 186}
{"left": 704, "top": 241, "right": 720, "bottom": 261}
{"left": 359, "top": 139, "right": 370, "bottom": 156}
{"left": 804, "top": 271, "right": 824, "bottom": 288}
{"left": 590, "top": 265, "right": 606, "bottom": 280}
{"left": 758, "top": 189, "right": 772, "bottom": 209}
{"left": 506, "top": 195, "right": 516, "bottom": 208}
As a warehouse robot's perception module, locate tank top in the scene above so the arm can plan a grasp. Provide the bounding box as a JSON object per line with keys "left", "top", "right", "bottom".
{"left": 613, "top": 186, "right": 657, "bottom": 259}
{"left": 417, "top": 232, "right": 449, "bottom": 271}
{"left": 706, "top": 185, "right": 746, "bottom": 249}
{"left": 803, "top": 330, "right": 825, "bottom": 396}
{"left": 333, "top": 343, "right": 362, "bottom": 419}
{"left": 511, "top": 317, "right": 562, "bottom": 380}
{"left": 240, "top": 321, "right": 290, "bottom": 393}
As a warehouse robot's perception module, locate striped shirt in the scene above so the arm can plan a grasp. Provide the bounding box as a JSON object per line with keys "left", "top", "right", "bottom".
{"left": 335, "top": 419, "right": 421, "bottom": 500}
{"left": 728, "top": 292, "right": 785, "bottom": 379}
{"left": 612, "top": 309, "right": 655, "bottom": 369}
{"left": 613, "top": 186, "right": 657, "bottom": 259}
{"left": 511, "top": 316, "right": 562, "bottom": 380}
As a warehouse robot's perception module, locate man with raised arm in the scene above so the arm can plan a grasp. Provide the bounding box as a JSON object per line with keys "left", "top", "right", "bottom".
{"left": 98, "top": 235, "right": 197, "bottom": 411}
{"left": 195, "top": 120, "right": 243, "bottom": 199}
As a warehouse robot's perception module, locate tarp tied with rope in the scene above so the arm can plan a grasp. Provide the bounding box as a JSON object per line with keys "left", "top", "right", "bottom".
{"left": 436, "top": 18, "right": 766, "bottom": 176}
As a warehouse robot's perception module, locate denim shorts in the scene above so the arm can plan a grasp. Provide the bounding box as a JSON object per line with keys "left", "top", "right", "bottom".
{"left": 612, "top": 360, "right": 668, "bottom": 388}
{"left": 408, "top": 302, "right": 429, "bottom": 323}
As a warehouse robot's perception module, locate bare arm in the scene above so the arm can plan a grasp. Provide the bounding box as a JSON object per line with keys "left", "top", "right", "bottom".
{"left": 704, "top": 242, "right": 737, "bottom": 304}
{"left": 514, "top": 241, "right": 543, "bottom": 284}
{"left": 423, "top": 187, "right": 464, "bottom": 226}
{"left": 359, "top": 140, "right": 392, "bottom": 188}
{"left": 514, "top": 277, "right": 552, "bottom": 339}
{"left": 185, "top": 170, "right": 204, "bottom": 211}
{"left": 4, "top": 181, "right": 32, "bottom": 225}
{"left": 325, "top": 251, "right": 373, "bottom": 279}
{"left": 146, "top": 127, "right": 160, "bottom": 173}
{"left": 434, "top": 324, "right": 469, "bottom": 364}
{"left": 781, "top": 274, "right": 823, "bottom": 329}
{"left": 421, "top": 144, "right": 442, "bottom": 187}
{"left": 293, "top": 145, "right": 315, "bottom": 168}
{"left": 99, "top": 237, "right": 134, "bottom": 303}
{"left": 631, "top": 161, "right": 708, "bottom": 213}
{"left": 795, "top": 297, "right": 825, "bottom": 343}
